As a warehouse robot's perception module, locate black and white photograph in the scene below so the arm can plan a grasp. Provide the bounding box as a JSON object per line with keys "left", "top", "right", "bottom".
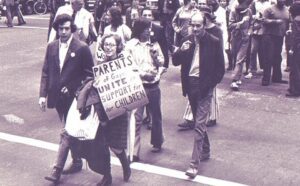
{"left": 0, "top": 0, "right": 300, "bottom": 185}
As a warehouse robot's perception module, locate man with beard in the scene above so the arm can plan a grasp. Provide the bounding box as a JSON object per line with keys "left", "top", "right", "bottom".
{"left": 172, "top": 12, "right": 225, "bottom": 178}
{"left": 261, "top": 0, "right": 290, "bottom": 86}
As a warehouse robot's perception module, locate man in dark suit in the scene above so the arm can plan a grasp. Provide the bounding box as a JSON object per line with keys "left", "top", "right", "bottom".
{"left": 39, "top": 14, "right": 94, "bottom": 183}
{"left": 158, "top": 0, "right": 180, "bottom": 53}
{"left": 172, "top": 12, "right": 225, "bottom": 178}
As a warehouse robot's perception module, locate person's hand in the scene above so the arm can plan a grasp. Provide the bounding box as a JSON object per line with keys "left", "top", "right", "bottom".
{"left": 174, "top": 26, "right": 181, "bottom": 33}
{"left": 142, "top": 71, "right": 155, "bottom": 81}
{"left": 289, "top": 49, "right": 294, "bottom": 55}
{"left": 286, "top": 30, "right": 292, "bottom": 35}
{"left": 242, "top": 16, "right": 250, "bottom": 23}
{"left": 61, "top": 86, "right": 69, "bottom": 95}
{"left": 39, "top": 97, "right": 46, "bottom": 112}
{"left": 150, "top": 47, "right": 159, "bottom": 59}
{"left": 180, "top": 40, "right": 192, "bottom": 51}
{"left": 275, "top": 19, "right": 283, "bottom": 24}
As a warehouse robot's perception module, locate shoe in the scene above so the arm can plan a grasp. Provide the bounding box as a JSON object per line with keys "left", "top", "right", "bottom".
{"left": 244, "top": 72, "right": 253, "bottom": 79}
{"left": 285, "top": 92, "right": 300, "bottom": 98}
{"left": 62, "top": 160, "right": 82, "bottom": 175}
{"left": 284, "top": 67, "right": 290, "bottom": 72}
{"left": 272, "top": 80, "right": 288, "bottom": 84}
{"left": 7, "top": 25, "right": 13, "bottom": 28}
{"left": 236, "top": 80, "right": 242, "bottom": 85}
{"left": 151, "top": 145, "right": 161, "bottom": 153}
{"left": 185, "top": 166, "right": 198, "bottom": 178}
{"left": 261, "top": 81, "right": 270, "bottom": 86}
{"left": 178, "top": 121, "right": 195, "bottom": 129}
{"left": 97, "top": 174, "right": 112, "bottom": 186}
{"left": 147, "top": 123, "right": 152, "bottom": 130}
{"left": 131, "top": 155, "right": 140, "bottom": 162}
{"left": 226, "top": 66, "right": 233, "bottom": 71}
{"left": 116, "top": 150, "right": 131, "bottom": 182}
{"left": 200, "top": 152, "right": 210, "bottom": 161}
{"left": 17, "top": 22, "right": 26, "bottom": 26}
{"left": 230, "top": 82, "right": 239, "bottom": 91}
{"left": 206, "top": 119, "right": 216, "bottom": 127}
{"left": 44, "top": 167, "right": 62, "bottom": 183}
{"left": 143, "top": 116, "right": 151, "bottom": 124}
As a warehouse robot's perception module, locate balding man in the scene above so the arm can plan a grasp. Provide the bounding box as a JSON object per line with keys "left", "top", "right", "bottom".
{"left": 48, "top": 0, "right": 95, "bottom": 43}
{"left": 172, "top": 12, "right": 225, "bottom": 178}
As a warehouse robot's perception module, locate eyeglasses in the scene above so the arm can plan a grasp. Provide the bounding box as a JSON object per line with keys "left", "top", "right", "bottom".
{"left": 104, "top": 43, "right": 117, "bottom": 47}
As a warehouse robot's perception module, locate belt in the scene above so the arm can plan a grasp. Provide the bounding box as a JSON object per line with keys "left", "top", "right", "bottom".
{"left": 143, "top": 81, "right": 159, "bottom": 88}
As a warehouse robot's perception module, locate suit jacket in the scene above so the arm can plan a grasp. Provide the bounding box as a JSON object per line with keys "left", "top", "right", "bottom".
{"left": 172, "top": 32, "right": 225, "bottom": 97}
{"left": 150, "top": 23, "right": 169, "bottom": 67}
{"left": 39, "top": 37, "right": 94, "bottom": 109}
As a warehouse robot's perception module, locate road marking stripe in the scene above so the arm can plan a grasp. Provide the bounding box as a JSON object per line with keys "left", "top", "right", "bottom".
{"left": 2, "top": 114, "right": 24, "bottom": 125}
{"left": 24, "top": 16, "right": 49, "bottom": 20}
{"left": 0, "top": 25, "right": 48, "bottom": 30}
{"left": 0, "top": 132, "right": 247, "bottom": 186}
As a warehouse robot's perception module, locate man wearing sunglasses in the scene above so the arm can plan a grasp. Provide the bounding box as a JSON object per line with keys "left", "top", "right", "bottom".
{"left": 172, "top": 12, "right": 225, "bottom": 178}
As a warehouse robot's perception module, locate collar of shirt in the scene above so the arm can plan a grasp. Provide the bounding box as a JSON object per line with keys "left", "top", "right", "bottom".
{"left": 59, "top": 34, "right": 73, "bottom": 49}
{"left": 134, "top": 39, "right": 152, "bottom": 46}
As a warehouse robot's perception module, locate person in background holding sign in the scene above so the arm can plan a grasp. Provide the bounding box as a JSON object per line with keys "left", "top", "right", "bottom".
{"left": 125, "top": 18, "right": 165, "bottom": 161}
{"left": 39, "top": 14, "right": 94, "bottom": 183}
{"left": 94, "top": 34, "right": 131, "bottom": 186}
{"left": 48, "top": 0, "right": 95, "bottom": 44}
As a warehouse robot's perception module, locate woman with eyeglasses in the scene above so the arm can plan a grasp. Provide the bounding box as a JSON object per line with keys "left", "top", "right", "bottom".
{"left": 94, "top": 34, "right": 131, "bottom": 186}
{"left": 172, "top": 0, "right": 200, "bottom": 46}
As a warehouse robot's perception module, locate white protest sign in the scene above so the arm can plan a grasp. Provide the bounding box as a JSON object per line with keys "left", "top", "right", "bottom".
{"left": 93, "top": 55, "right": 149, "bottom": 120}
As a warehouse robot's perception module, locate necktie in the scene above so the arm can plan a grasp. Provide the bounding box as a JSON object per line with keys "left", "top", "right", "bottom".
{"left": 72, "top": 10, "right": 77, "bottom": 22}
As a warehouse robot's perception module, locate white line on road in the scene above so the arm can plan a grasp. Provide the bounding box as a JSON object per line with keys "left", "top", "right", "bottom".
{"left": 0, "top": 25, "right": 48, "bottom": 30}
{"left": 0, "top": 132, "right": 248, "bottom": 186}
{"left": 24, "top": 16, "right": 50, "bottom": 20}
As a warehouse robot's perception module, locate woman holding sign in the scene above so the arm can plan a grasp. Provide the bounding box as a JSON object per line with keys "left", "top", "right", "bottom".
{"left": 94, "top": 34, "right": 131, "bottom": 186}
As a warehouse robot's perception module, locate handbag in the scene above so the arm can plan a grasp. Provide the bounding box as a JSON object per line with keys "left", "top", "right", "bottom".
{"left": 65, "top": 99, "right": 100, "bottom": 140}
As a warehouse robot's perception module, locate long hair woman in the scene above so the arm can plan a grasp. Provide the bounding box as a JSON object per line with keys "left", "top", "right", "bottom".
{"left": 103, "top": 7, "right": 132, "bottom": 44}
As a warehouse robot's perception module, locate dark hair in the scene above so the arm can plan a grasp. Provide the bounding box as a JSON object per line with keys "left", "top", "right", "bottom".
{"left": 109, "top": 7, "right": 123, "bottom": 28}
{"left": 101, "top": 34, "right": 124, "bottom": 54}
{"left": 52, "top": 14, "right": 77, "bottom": 32}
{"left": 107, "top": 0, "right": 122, "bottom": 9}
{"left": 199, "top": 5, "right": 216, "bottom": 22}
{"left": 183, "top": 0, "right": 191, "bottom": 5}
{"left": 131, "top": 18, "right": 151, "bottom": 39}
{"left": 141, "top": 7, "right": 152, "bottom": 15}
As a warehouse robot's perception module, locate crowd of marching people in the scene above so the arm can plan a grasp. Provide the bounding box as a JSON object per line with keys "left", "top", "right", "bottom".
{"left": 36, "top": 0, "right": 300, "bottom": 185}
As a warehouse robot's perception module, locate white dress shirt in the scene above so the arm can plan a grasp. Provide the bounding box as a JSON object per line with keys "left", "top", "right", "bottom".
{"left": 59, "top": 35, "right": 73, "bottom": 72}
{"left": 125, "top": 38, "right": 164, "bottom": 84}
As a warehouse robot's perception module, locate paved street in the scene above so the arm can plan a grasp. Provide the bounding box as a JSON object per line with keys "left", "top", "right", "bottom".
{"left": 0, "top": 14, "right": 300, "bottom": 186}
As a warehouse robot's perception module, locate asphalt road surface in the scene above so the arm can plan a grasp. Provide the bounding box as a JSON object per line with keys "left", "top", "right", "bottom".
{"left": 0, "top": 14, "right": 300, "bottom": 186}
